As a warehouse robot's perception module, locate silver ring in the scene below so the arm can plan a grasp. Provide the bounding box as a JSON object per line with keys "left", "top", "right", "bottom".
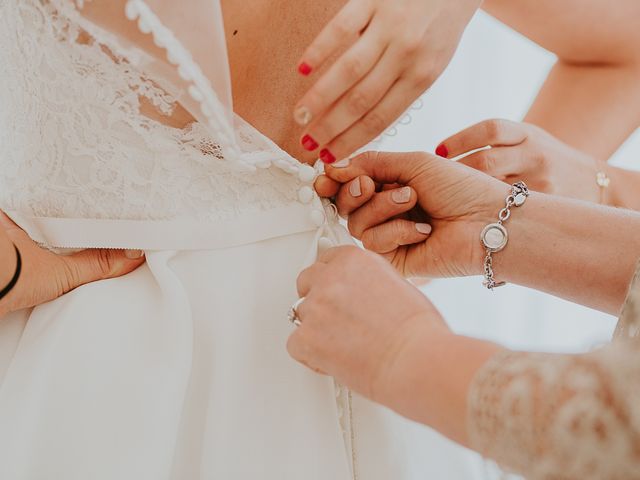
{"left": 288, "top": 297, "right": 306, "bottom": 327}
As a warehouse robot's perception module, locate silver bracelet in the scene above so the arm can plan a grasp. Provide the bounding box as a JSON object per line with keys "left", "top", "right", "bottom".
{"left": 480, "top": 181, "right": 530, "bottom": 290}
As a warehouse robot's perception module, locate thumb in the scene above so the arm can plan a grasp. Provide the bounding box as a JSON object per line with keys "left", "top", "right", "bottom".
{"left": 63, "top": 249, "right": 145, "bottom": 289}
{"left": 325, "top": 151, "right": 431, "bottom": 186}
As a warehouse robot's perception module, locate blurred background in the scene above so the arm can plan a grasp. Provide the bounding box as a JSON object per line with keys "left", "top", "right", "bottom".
{"left": 376, "top": 10, "right": 640, "bottom": 480}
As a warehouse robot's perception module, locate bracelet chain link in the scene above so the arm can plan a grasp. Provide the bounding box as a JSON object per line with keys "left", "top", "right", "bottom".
{"left": 482, "top": 181, "right": 529, "bottom": 290}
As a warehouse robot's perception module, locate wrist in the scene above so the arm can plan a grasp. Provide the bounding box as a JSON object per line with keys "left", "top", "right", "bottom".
{"left": 0, "top": 234, "right": 17, "bottom": 290}
{"left": 380, "top": 321, "right": 504, "bottom": 445}
{"left": 605, "top": 165, "right": 640, "bottom": 210}
{"left": 473, "top": 181, "right": 530, "bottom": 283}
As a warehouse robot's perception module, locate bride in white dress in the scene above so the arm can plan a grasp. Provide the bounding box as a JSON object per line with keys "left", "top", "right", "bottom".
{"left": 0, "top": 1, "right": 448, "bottom": 478}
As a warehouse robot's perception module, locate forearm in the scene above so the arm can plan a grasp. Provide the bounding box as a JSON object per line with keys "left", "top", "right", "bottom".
{"left": 482, "top": 0, "right": 640, "bottom": 65}
{"left": 377, "top": 324, "right": 503, "bottom": 447}
{"left": 483, "top": 0, "right": 640, "bottom": 158}
{"left": 494, "top": 193, "right": 640, "bottom": 314}
{"left": 524, "top": 63, "right": 640, "bottom": 159}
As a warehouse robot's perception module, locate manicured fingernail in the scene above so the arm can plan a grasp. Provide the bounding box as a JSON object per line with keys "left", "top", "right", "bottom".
{"left": 332, "top": 158, "right": 350, "bottom": 168}
{"left": 294, "top": 106, "right": 312, "bottom": 126}
{"left": 301, "top": 134, "right": 318, "bottom": 151}
{"left": 125, "top": 249, "right": 144, "bottom": 259}
{"left": 416, "top": 223, "right": 432, "bottom": 235}
{"left": 392, "top": 187, "right": 412, "bottom": 204}
{"left": 298, "top": 62, "right": 313, "bottom": 76}
{"left": 349, "top": 178, "right": 362, "bottom": 198}
{"left": 320, "top": 149, "right": 336, "bottom": 164}
{"left": 436, "top": 143, "right": 449, "bottom": 158}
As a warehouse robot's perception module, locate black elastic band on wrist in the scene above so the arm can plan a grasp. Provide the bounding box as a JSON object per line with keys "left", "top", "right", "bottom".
{"left": 0, "top": 245, "right": 22, "bottom": 301}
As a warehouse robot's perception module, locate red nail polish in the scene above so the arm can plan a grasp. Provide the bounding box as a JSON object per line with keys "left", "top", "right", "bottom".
{"left": 298, "top": 62, "right": 312, "bottom": 76}
{"left": 435, "top": 143, "right": 449, "bottom": 158}
{"left": 301, "top": 134, "right": 319, "bottom": 151}
{"left": 320, "top": 149, "right": 336, "bottom": 164}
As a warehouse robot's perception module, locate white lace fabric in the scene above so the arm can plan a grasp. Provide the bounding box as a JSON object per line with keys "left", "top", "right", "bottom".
{"left": 0, "top": 0, "right": 317, "bottom": 249}
{"left": 468, "top": 263, "right": 640, "bottom": 480}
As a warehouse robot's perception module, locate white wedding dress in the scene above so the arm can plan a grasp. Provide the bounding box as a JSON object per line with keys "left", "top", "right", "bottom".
{"left": 0, "top": 1, "right": 436, "bottom": 479}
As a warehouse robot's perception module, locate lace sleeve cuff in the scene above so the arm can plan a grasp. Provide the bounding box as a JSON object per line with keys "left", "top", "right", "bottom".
{"left": 467, "top": 346, "right": 640, "bottom": 479}
{"left": 616, "top": 260, "right": 640, "bottom": 340}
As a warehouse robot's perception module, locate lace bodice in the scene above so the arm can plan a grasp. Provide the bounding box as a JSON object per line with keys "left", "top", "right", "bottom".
{"left": 0, "top": 0, "right": 322, "bottom": 248}
{"left": 468, "top": 263, "right": 640, "bottom": 479}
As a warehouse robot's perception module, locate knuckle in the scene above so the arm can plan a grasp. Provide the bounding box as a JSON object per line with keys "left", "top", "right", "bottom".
{"left": 331, "top": 18, "right": 353, "bottom": 37}
{"left": 477, "top": 153, "right": 498, "bottom": 173}
{"left": 483, "top": 119, "right": 507, "bottom": 143}
{"left": 536, "top": 178, "right": 552, "bottom": 193}
{"left": 60, "top": 260, "right": 80, "bottom": 292}
{"left": 394, "top": 222, "right": 411, "bottom": 243}
{"left": 401, "top": 35, "right": 423, "bottom": 56}
{"left": 361, "top": 111, "right": 388, "bottom": 135}
{"left": 361, "top": 229, "right": 378, "bottom": 252}
{"left": 94, "top": 249, "right": 116, "bottom": 277}
{"left": 411, "top": 68, "right": 434, "bottom": 90}
{"left": 321, "top": 281, "right": 343, "bottom": 301}
{"left": 339, "top": 245, "right": 363, "bottom": 264}
{"left": 338, "top": 244, "right": 362, "bottom": 260}
{"left": 535, "top": 152, "right": 550, "bottom": 171}
{"left": 341, "top": 56, "right": 366, "bottom": 81}
{"left": 305, "top": 89, "right": 327, "bottom": 111}
{"left": 346, "top": 89, "right": 371, "bottom": 116}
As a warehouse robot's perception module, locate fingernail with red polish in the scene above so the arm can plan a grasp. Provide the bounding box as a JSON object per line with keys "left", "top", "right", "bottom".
{"left": 320, "top": 149, "right": 336, "bottom": 164}
{"left": 301, "top": 134, "right": 319, "bottom": 151}
{"left": 436, "top": 143, "right": 449, "bottom": 158}
{"left": 298, "top": 62, "right": 312, "bottom": 76}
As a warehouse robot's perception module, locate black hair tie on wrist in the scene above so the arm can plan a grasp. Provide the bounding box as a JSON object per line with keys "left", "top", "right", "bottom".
{"left": 0, "top": 245, "right": 22, "bottom": 301}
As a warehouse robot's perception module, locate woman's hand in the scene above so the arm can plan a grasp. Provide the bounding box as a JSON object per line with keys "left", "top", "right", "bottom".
{"left": 294, "top": 0, "right": 481, "bottom": 164}
{"left": 436, "top": 119, "right": 607, "bottom": 204}
{"left": 0, "top": 212, "right": 145, "bottom": 318}
{"left": 288, "top": 245, "right": 450, "bottom": 401}
{"left": 323, "top": 151, "right": 507, "bottom": 279}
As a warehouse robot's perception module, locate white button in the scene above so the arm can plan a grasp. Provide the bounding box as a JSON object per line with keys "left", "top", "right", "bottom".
{"left": 125, "top": 3, "right": 139, "bottom": 20}
{"left": 298, "top": 164, "right": 316, "bottom": 183}
{"left": 138, "top": 18, "right": 151, "bottom": 34}
{"left": 298, "top": 186, "right": 314, "bottom": 204}
{"left": 257, "top": 159, "right": 272, "bottom": 169}
{"left": 189, "top": 86, "right": 204, "bottom": 102}
{"left": 276, "top": 159, "right": 293, "bottom": 171}
{"left": 153, "top": 34, "right": 167, "bottom": 49}
{"left": 311, "top": 209, "right": 326, "bottom": 227}
{"left": 318, "top": 237, "right": 334, "bottom": 251}
{"left": 178, "top": 65, "right": 193, "bottom": 81}
{"left": 201, "top": 102, "right": 213, "bottom": 118}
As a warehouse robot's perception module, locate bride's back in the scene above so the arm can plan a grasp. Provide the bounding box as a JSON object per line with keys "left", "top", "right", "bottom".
{"left": 78, "top": 0, "right": 347, "bottom": 161}
{"left": 0, "top": 0, "right": 345, "bottom": 239}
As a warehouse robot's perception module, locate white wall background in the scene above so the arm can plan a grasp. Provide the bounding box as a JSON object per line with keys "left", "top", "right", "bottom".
{"left": 378, "top": 11, "right": 640, "bottom": 479}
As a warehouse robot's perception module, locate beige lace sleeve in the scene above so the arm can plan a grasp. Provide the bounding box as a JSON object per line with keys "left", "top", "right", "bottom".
{"left": 468, "top": 264, "right": 640, "bottom": 480}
